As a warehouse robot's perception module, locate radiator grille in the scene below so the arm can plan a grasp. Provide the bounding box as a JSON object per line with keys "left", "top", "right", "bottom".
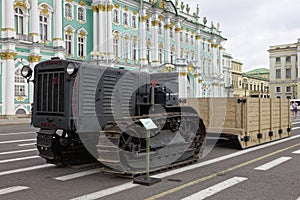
{"left": 102, "top": 75, "right": 116, "bottom": 114}
{"left": 36, "top": 68, "right": 65, "bottom": 116}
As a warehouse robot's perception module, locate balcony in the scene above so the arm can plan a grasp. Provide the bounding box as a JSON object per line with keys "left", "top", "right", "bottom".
{"left": 15, "top": 34, "right": 33, "bottom": 43}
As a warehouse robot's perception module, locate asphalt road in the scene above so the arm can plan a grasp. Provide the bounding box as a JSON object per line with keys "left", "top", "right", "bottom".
{"left": 0, "top": 117, "right": 300, "bottom": 200}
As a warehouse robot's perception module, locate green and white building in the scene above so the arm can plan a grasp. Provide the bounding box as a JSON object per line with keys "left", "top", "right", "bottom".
{"left": 0, "top": 0, "right": 226, "bottom": 117}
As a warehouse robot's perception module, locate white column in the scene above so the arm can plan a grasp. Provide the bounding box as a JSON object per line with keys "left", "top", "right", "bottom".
{"left": 1, "top": 53, "right": 17, "bottom": 115}
{"left": 281, "top": 56, "right": 286, "bottom": 81}
{"left": 92, "top": 6, "right": 98, "bottom": 51}
{"left": 53, "top": 0, "right": 64, "bottom": 47}
{"left": 151, "top": 14, "right": 159, "bottom": 66}
{"left": 140, "top": 9, "right": 147, "bottom": 65}
{"left": 178, "top": 72, "right": 188, "bottom": 98}
{"left": 211, "top": 42, "right": 218, "bottom": 75}
{"left": 106, "top": 1, "right": 114, "bottom": 60}
{"left": 175, "top": 21, "right": 181, "bottom": 60}
{"left": 196, "top": 31, "right": 201, "bottom": 69}
{"left": 164, "top": 17, "right": 171, "bottom": 63}
{"left": 2, "top": 0, "right": 16, "bottom": 38}
{"left": 30, "top": 0, "right": 40, "bottom": 42}
{"left": 98, "top": 3, "right": 105, "bottom": 56}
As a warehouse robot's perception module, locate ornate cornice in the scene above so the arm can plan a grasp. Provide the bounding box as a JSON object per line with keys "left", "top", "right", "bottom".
{"left": 195, "top": 35, "right": 201, "bottom": 40}
{"left": 1, "top": 28, "right": 15, "bottom": 32}
{"left": 14, "top": 1, "right": 27, "bottom": 10}
{"left": 78, "top": 0, "right": 86, "bottom": 6}
{"left": 98, "top": 4, "right": 105, "bottom": 12}
{"left": 92, "top": 6, "right": 98, "bottom": 12}
{"left": 211, "top": 44, "right": 218, "bottom": 48}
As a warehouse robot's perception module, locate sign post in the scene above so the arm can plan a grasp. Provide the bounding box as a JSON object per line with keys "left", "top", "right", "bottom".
{"left": 133, "top": 118, "right": 161, "bottom": 186}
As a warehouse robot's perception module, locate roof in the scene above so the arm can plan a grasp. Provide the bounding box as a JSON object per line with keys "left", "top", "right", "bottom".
{"left": 245, "top": 68, "right": 269, "bottom": 75}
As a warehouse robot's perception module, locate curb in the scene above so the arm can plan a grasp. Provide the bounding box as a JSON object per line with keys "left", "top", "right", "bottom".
{"left": 0, "top": 122, "right": 31, "bottom": 126}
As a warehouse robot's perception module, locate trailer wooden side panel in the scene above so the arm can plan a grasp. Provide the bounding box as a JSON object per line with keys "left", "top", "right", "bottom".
{"left": 183, "top": 97, "right": 291, "bottom": 149}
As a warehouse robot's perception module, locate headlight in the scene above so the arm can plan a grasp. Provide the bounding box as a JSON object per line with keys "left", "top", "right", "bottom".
{"left": 66, "top": 62, "right": 76, "bottom": 75}
{"left": 21, "top": 66, "right": 33, "bottom": 79}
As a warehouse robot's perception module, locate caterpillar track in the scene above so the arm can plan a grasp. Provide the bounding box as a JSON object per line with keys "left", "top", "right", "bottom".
{"left": 97, "top": 112, "right": 207, "bottom": 176}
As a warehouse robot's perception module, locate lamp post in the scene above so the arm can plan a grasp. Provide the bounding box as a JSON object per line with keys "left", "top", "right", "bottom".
{"left": 91, "top": 52, "right": 100, "bottom": 65}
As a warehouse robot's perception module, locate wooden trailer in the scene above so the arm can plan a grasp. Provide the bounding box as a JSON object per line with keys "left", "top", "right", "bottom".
{"left": 182, "top": 98, "right": 291, "bottom": 149}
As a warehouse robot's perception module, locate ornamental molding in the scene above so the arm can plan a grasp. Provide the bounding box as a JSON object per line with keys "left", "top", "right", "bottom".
{"left": 0, "top": 52, "right": 17, "bottom": 60}
{"left": 29, "top": 55, "right": 42, "bottom": 63}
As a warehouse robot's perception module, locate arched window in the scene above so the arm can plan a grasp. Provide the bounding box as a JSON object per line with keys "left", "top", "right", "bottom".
{"left": 185, "top": 33, "right": 189, "bottom": 43}
{"left": 65, "top": 3, "right": 72, "bottom": 18}
{"left": 123, "top": 35, "right": 129, "bottom": 60}
{"left": 113, "top": 32, "right": 119, "bottom": 58}
{"left": 133, "top": 36, "right": 138, "bottom": 61}
{"left": 15, "top": 8, "right": 24, "bottom": 35}
{"left": 77, "top": 7, "right": 85, "bottom": 21}
{"left": 15, "top": 69, "right": 26, "bottom": 96}
{"left": 123, "top": 12, "right": 128, "bottom": 26}
{"left": 170, "top": 27, "right": 173, "bottom": 38}
{"left": 40, "top": 15, "right": 48, "bottom": 41}
{"left": 113, "top": 9, "right": 119, "bottom": 23}
{"left": 180, "top": 32, "right": 183, "bottom": 42}
{"left": 65, "top": 32, "right": 73, "bottom": 55}
{"left": 78, "top": 33, "right": 86, "bottom": 57}
{"left": 132, "top": 15, "right": 137, "bottom": 29}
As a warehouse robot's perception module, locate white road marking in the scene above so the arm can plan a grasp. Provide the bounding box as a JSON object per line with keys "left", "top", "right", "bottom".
{"left": 292, "top": 127, "right": 300, "bottom": 130}
{"left": 0, "top": 149, "right": 37, "bottom": 155}
{"left": 0, "top": 131, "right": 35, "bottom": 136}
{"left": 292, "top": 149, "right": 300, "bottom": 154}
{"left": 0, "top": 186, "right": 29, "bottom": 195}
{"left": 0, "top": 139, "right": 36, "bottom": 144}
{"left": 0, "top": 164, "right": 54, "bottom": 177}
{"left": 255, "top": 157, "right": 292, "bottom": 171}
{"left": 292, "top": 121, "right": 300, "bottom": 125}
{"left": 18, "top": 143, "right": 36, "bottom": 147}
{"left": 181, "top": 177, "right": 248, "bottom": 200}
{"left": 54, "top": 168, "right": 102, "bottom": 181}
{"left": 70, "top": 182, "right": 136, "bottom": 200}
{"left": 0, "top": 156, "right": 40, "bottom": 164}
{"left": 71, "top": 134, "right": 300, "bottom": 200}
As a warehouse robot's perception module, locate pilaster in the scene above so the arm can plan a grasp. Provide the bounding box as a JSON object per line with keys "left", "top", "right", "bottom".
{"left": 92, "top": 6, "right": 99, "bottom": 51}
{"left": 151, "top": 12, "right": 159, "bottom": 67}
{"left": 140, "top": 9, "right": 148, "bottom": 65}
{"left": 30, "top": 0, "right": 40, "bottom": 42}
{"left": 164, "top": 16, "right": 171, "bottom": 63}
{"left": 1, "top": 0, "right": 16, "bottom": 38}
{"left": 53, "top": 0, "right": 64, "bottom": 47}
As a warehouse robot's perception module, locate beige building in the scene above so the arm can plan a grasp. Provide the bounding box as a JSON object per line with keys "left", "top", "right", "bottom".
{"left": 268, "top": 39, "right": 300, "bottom": 99}
{"left": 232, "top": 60, "right": 269, "bottom": 97}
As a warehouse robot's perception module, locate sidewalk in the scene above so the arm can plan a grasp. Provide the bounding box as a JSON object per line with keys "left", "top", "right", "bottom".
{"left": 0, "top": 117, "right": 31, "bottom": 126}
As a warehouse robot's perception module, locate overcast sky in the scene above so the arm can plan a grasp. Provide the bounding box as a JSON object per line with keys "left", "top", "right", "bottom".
{"left": 186, "top": 0, "right": 300, "bottom": 72}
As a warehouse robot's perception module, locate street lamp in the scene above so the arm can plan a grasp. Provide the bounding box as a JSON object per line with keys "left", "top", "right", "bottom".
{"left": 243, "top": 78, "right": 248, "bottom": 97}
{"left": 91, "top": 52, "right": 100, "bottom": 65}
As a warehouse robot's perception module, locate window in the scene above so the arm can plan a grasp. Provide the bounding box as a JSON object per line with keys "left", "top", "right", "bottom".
{"left": 276, "top": 87, "right": 281, "bottom": 93}
{"left": 123, "top": 36, "right": 129, "bottom": 60}
{"left": 133, "top": 37, "right": 138, "bottom": 61}
{"left": 180, "top": 48, "right": 184, "bottom": 58}
{"left": 276, "top": 57, "right": 281, "bottom": 63}
{"left": 170, "top": 27, "right": 173, "bottom": 38}
{"left": 147, "top": 45, "right": 151, "bottom": 64}
{"left": 65, "top": 3, "right": 72, "bottom": 18}
{"left": 185, "top": 33, "right": 188, "bottom": 43}
{"left": 132, "top": 15, "right": 137, "bottom": 29}
{"left": 276, "top": 69, "right": 281, "bottom": 78}
{"left": 78, "top": 35, "right": 85, "bottom": 57}
{"left": 113, "top": 9, "right": 119, "bottom": 23}
{"left": 286, "top": 86, "right": 291, "bottom": 92}
{"left": 77, "top": 7, "right": 85, "bottom": 22}
{"left": 39, "top": 15, "right": 48, "bottom": 41}
{"left": 15, "top": 69, "right": 26, "bottom": 96}
{"left": 202, "top": 42, "right": 205, "bottom": 51}
{"left": 286, "top": 56, "right": 291, "bottom": 63}
{"left": 15, "top": 8, "right": 24, "bottom": 35}
{"left": 123, "top": 13, "right": 128, "bottom": 26}
{"left": 191, "top": 35, "right": 194, "bottom": 44}
{"left": 158, "top": 22, "right": 162, "bottom": 35}
{"left": 65, "top": 33, "right": 73, "bottom": 55}
{"left": 180, "top": 32, "right": 183, "bottom": 42}
{"left": 146, "top": 18, "right": 150, "bottom": 32}
{"left": 159, "top": 49, "right": 163, "bottom": 64}
{"left": 286, "top": 68, "right": 291, "bottom": 78}
{"left": 113, "top": 33, "right": 119, "bottom": 58}
{"left": 170, "top": 51, "right": 174, "bottom": 64}
{"left": 208, "top": 44, "right": 210, "bottom": 52}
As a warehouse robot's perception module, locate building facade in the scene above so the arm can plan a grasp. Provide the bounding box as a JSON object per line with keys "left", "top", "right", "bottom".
{"left": 269, "top": 39, "right": 300, "bottom": 99}
{"left": 222, "top": 52, "right": 233, "bottom": 97}
{"left": 0, "top": 0, "right": 226, "bottom": 116}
